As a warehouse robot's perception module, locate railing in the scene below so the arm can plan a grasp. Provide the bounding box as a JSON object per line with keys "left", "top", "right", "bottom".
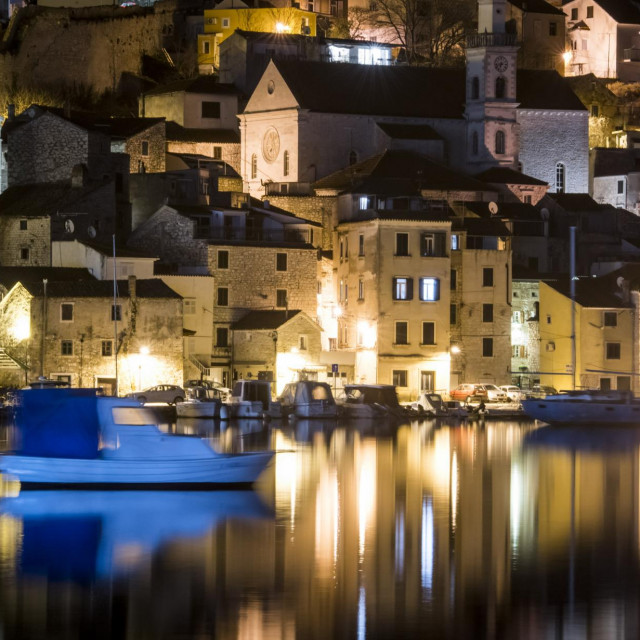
{"left": 189, "top": 354, "right": 210, "bottom": 377}
{"left": 211, "top": 346, "right": 232, "bottom": 358}
{"left": 466, "top": 33, "right": 517, "bottom": 48}
{"left": 0, "top": 347, "right": 27, "bottom": 370}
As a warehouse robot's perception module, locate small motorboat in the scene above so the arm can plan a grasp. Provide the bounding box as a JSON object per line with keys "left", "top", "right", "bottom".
{"left": 522, "top": 389, "right": 640, "bottom": 425}
{"left": 0, "top": 387, "right": 274, "bottom": 488}
{"left": 278, "top": 381, "right": 338, "bottom": 419}
{"left": 221, "top": 380, "right": 282, "bottom": 420}
{"left": 176, "top": 385, "right": 223, "bottom": 419}
{"left": 337, "top": 384, "right": 408, "bottom": 420}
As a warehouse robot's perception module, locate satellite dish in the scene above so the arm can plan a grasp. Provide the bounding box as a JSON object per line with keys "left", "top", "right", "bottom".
{"left": 540, "top": 207, "right": 550, "bottom": 221}
{"left": 64, "top": 219, "right": 74, "bottom": 233}
{"left": 488, "top": 201, "right": 499, "bottom": 215}
{"left": 87, "top": 226, "right": 96, "bottom": 239}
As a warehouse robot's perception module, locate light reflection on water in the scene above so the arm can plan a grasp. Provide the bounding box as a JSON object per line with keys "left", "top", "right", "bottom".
{"left": 1, "top": 414, "right": 640, "bottom": 638}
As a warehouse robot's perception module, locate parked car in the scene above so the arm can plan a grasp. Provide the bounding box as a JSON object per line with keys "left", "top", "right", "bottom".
{"left": 185, "top": 379, "right": 231, "bottom": 402}
{"left": 126, "top": 384, "right": 185, "bottom": 405}
{"left": 450, "top": 384, "right": 488, "bottom": 401}
{"left": 499, "top": 385, "right": 524, "bottom": 402}
{"left": 483, "top": 384, "right": 508, "bottom": 402}
{"left": 525, "top": 385, "right": 558, "bottom": 399}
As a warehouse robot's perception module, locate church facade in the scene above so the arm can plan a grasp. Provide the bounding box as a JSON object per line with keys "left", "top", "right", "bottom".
{"left": 239, "top": 0, "right": 588, "bottom": 197}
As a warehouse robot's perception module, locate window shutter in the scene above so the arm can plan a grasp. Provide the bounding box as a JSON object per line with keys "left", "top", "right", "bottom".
{"left": 434, "top": 279, "right": 440, "bottom": 300}
{"left": 435, "top": 233, "right": 446, "bottom": 256}
{"left": 392, "top": 278, "right": 398, "bottom": 300}
{"left": 407, "top": 278, "right": 414, "bottom": 300}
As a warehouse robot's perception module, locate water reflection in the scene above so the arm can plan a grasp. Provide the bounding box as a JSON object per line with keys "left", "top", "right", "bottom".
{"left": 3, "top": 418, "right": 640, "bottom": 637}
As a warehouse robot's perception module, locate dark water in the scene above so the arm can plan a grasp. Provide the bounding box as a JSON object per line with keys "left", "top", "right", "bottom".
{"left": 1, "top": 411, "right": 640, "bottom": 639}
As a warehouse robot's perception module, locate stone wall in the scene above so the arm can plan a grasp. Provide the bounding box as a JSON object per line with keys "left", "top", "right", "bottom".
{"left": 126, "top": 121, "right": 166, "bottom": 174}
{"left": 0, "top": 216, "right": 50, "bottom": 266}
{"left": 208, "top": 244, "right": 318, "bottom": 327}
{"left": 0, "top": 5, "right": 175, "bottom": 94}
{"left": 261, "top": 194, "right": 336, "bottom": 250}
{"left": 127, "top": 206, "right": 209, "bottom": 267}
{"left": 518, "top": 110, "right": 589, "bottom": 194}
{"left": 167, "top": 140, "right": 241, "bottom": 175}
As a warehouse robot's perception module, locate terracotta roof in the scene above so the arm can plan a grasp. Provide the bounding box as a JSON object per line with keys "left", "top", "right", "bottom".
{"left": 376, "top": 123, "right": 443, "bottom": 140}
{"left": 268, "top": 61, "right": 586, "bottom": 117}
{"left": 0, "top": 267, "right": 95, "bottom": 291}
{"left": 475, "top": 166, "right": 548, "bottom": 186}
{"left": 592, "top": 148, "right": 640, "bottom": 177}
{"left": 544, "top": 276, "right": 633, "bottom": 308}
{"left": 313, "top": 150, "right": 492, "bottom": 195}
{"left": 233, "top": 310, "right": 302, "bottom": 330}
{"left": 144, "top": 76, "right": 240, "bottom": 97}
{"left": 0, "top": 182, "right": 109, "bottom": 218}
{"left": 509, "top": 0, "right": 565, "bottom": 15}
{"left": 19, "top": 279, "right": 181, "bottom": 299}
{"left": 547, "top": 193, "right": 606, "bottom": 210}
{"left": 452, "top": 217, "right": 512, "bottom": 236}
{"left": 585, "top": 0, "right": 640, "bottom": 24}
{"left": 165, "top": 121, "right": 240, "bottom": 144}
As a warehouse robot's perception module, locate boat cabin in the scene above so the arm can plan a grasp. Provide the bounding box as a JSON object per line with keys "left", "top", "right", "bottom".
{"left": 230, "top": 380, "right": 273, "bottom": 410}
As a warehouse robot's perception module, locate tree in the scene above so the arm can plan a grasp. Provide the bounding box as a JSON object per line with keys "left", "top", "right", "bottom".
{"left": 366, "top": 0, "right": 474, "bottom": 66}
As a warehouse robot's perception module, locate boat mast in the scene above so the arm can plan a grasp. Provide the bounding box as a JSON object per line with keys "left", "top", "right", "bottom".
{"left": 113, "top": 235, "right": 119, "bottom": 396}
{"left": 570, "top": 226, "right": 576, "bottom": 390}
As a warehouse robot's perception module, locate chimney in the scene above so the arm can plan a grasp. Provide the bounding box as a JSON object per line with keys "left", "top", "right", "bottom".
{"left": 128, "top": 275, "right": 137, "bottom": 304}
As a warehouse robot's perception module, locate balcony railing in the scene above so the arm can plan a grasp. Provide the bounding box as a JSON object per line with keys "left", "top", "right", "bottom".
{"left": 466, "top": 33, "right": 518, "bottom": 48}
{"left": 195, "top": 226, "right": 313, "bottom": 245}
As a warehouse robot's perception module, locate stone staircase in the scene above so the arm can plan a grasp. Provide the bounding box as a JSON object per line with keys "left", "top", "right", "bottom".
{"left": 0, "top": 348, "right": 27, "bottom": 371}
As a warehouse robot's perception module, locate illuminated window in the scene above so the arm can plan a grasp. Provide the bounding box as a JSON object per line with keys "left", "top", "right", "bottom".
{"left": 61, "top": 303, "right": 74, "bottom": 322}
{"left": 556, "top": 162, "right": 565, "bottom": 193}
{"left": 451, "top": 234, "right": 460, "bottom": 250}
{"left": 359, "top": 196, "right": 370, "bottom": 210}
{"left": 392, "top": 277, "right": 413, "bottom": 300}
{"left": 419, "top": 277, "right": 439, "bottom": 301}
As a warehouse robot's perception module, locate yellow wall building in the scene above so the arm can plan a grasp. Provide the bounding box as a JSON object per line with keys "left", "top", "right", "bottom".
{"left": 198, "top": 1, "right": 316, "bottom": 72}
{"left": 538, "top": 279, "right": 636, "bottom": 392}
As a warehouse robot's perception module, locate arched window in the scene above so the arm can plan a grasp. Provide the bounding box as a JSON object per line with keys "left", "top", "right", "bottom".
{"left": 495, "top": 130, "right": 505, "bottom": 155}
{"left": 495, "top": 76, "right": 506, "bottom": 99}
{"left": 472, "top": 131, "right": 479, "bottom": 155}
{"left": 471, "top": 76, "right": 479, "bottom": 99}
{"left": 251, "top": 154, "right": 257, "bottom": 179}
{"left": 556, "top": 162, "right": 565, "bottom": 193}
{"left": 349, "top": 150, "right": 358, "bottom": 166}
{"left": 283, "top": 150, "right": 289, "bottom": 177}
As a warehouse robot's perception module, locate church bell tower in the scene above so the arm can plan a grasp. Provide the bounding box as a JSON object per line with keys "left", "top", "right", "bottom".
{"left": 465, "top": 0, "right": 520, "bottom": 172}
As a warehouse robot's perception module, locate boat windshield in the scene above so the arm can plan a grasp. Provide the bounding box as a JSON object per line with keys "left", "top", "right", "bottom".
{"left": 111, "top": 406, "right": 157, "bottom": 426}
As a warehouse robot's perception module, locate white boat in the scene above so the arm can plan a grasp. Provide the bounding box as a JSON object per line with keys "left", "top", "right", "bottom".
{"left": 222, "top": 380, "right": 282, "bottom": 420}
{"left": 278, "top": 381, "right": 338, "bottom": 419}
{"left": 521, "top": 389, "right": 640, "bottom": 425}
{"left": 176, "top": 385, "right": 223, "bottom": 419}
{"left": 337, "top": 384, "right": 408, "bottom": 420}
{"left": 0, "top": 387, "right": 274, "bottom": 488}
{"left": 408, "top": 393, "right": 468, "bottom": 418}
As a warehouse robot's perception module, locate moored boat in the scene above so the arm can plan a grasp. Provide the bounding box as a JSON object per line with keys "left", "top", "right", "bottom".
{"left": 0, "top": 387, "right": 273, "bottom": 488}
{"left": 222, "top": 380, "right": 282, "bottom": 420}
{"left": 176, "top": 385, "right": 223, "bottom": 419}
{"left": 521, "top": 389, "right": 640, "bottom": 425}
{"left": 337, "top": 384, "right": 408, "bottom": 420}
{"left": 278, "top": 381, "right": 338, "bottom": 419}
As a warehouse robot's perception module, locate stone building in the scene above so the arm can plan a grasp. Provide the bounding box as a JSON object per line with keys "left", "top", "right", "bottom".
{"left": 563, "top": 0, "right": 640, "bottom": 81}
{"left": 232, "top": 309, "right": 323, "bottom": 393}
{"left": 591, "top": 148, "right": 640, "bottom": 215}
{"left": 510, "top": 276, "right": 541, "bottom": 390}
{"left": 0, "top": 275, "right": 184, "bottom": 395}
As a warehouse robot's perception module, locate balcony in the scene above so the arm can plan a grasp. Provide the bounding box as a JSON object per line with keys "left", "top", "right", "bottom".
{"left": 466, "top": 33, "right": 517, "bottom": 48}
